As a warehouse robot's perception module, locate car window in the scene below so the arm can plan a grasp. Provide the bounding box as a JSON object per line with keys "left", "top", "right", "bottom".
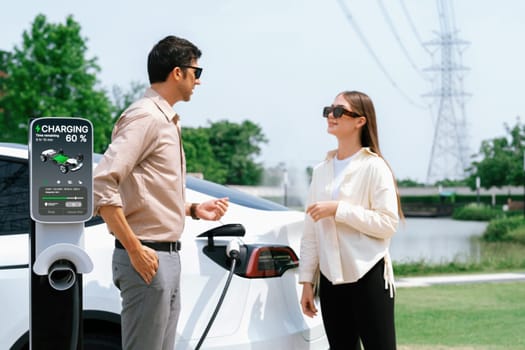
{"left": 96, "top": 154, "right": 287, "bottom": 211}
{"left": 0, "top": 157, "right": 30, "bottom": 235}
{"left": 0, "top": 146, "right": 287, "bottom": 237}
{"left": 0, "top": 156, "right": 103, "bottom": 235}
{"left": 186, "top": 176, "right": 288, "bottom": 211}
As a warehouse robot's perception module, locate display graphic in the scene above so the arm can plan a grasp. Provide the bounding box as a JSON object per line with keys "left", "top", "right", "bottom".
{"left": 40, "top": 148, "right": 84, "bottom": 174}
{"left": 30, "top": 117, "right": 93, "bottom": 223}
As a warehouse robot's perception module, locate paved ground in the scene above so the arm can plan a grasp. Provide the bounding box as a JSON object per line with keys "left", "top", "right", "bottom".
{"left": 396, "top": 272, "right": 525, "bottom": 288}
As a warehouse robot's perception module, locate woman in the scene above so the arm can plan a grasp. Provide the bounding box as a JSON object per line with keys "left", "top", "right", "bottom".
{"left": 299, "top": 90, "right": 403, "bottom": 349}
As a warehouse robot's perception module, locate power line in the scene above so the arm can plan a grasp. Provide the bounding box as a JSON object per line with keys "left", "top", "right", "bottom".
{"left": 376, "top": 0, "right": 428, "bottom": 81}
{"left": 398, "top": 0, "right": 433, "bottom": 54}
{"left": 336, "top": 0, "right": 426, "bottom": 109}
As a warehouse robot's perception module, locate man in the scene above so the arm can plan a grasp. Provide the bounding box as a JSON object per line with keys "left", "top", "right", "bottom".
{"left": 94, "top": 35, "right": 229, "bottom": 350}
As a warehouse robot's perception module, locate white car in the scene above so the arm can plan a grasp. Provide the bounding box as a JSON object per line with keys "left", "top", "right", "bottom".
{"left": 0, "top": 142, "right": 328, "bottom": 350}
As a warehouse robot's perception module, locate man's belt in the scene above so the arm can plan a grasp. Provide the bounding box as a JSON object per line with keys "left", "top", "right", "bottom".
{"left": 115, "top": 239, "right": 181, "bottom": 252}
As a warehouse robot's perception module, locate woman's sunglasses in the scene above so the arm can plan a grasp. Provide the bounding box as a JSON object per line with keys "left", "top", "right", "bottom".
{"left": 322, "top": 106, "right": 361, "bottom": 119}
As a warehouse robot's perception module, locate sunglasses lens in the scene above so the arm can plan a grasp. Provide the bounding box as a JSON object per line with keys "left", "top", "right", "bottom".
{"left": 194, "top": 68, "right": 202, "bottom": 79}
{"left": 332, "top": 107, "right": 343, "bottom": 118}
{"left": 322, "top": 107, "right": 331, "bottom": 118}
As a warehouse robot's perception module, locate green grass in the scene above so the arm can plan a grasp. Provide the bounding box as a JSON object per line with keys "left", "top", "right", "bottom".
{"left": 392, "top": 239, "right": 525, "bottom": 348}
{"left": 394, "top": 241, "right": 525, "bottom": 277}
{"left": 387, "top": 216, "right": 525, "bottom": 349}
{"left": 396, "top": 282, "right": 525, "bottom": 349}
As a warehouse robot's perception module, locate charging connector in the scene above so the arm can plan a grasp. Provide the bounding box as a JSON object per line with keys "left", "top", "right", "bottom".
{"left": 195, "top": 238, "right": 243, "bottom": 350}
{"left": 226, "top": 238, "right": 242, "bottom": 260}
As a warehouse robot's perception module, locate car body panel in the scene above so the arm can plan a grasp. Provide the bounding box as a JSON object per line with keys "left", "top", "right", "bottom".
{"left": 0, "top": 143, "right": 327, "bottom": 349}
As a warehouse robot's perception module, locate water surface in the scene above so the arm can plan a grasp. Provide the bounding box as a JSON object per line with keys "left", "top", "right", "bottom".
{"left": 389, "top": 218, "right": 488, "bottom": 264}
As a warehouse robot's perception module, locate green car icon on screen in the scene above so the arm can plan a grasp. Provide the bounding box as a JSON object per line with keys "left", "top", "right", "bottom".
{"left": 40, "top": 149, "right": 84, "bottom": 174}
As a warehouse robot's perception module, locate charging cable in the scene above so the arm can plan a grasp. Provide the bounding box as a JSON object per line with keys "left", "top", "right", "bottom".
{"left": 195, "top": 239, "right": 241, "bottom": 350}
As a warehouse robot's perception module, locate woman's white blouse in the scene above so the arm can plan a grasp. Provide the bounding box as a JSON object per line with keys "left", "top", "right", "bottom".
{"left": 299, "top": 147, "right": 399, "bottom": 296}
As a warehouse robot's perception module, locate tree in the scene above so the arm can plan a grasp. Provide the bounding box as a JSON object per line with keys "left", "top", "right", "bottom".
{"left": 182, "top": 120, "right": 268, "bottom": 185}
{"left": 0, "top": 14, "right": 114, "bottom": 152}
{"left": 466, "top": 118, "right": 524, "bottom": 189}
{"left": 207, "top": 120, "right": 268, "bottom": 185}
{"left": 397, "top": 178, "right": 426, "bottom": 187}
{"left": 0, "top": 50, "right": 8, "bottom": 115}
{"left": 182, "top": 126, "right": 228, "bottom": 183}
{"left": 111, "top": 81, "right": 147, "bottom": 119}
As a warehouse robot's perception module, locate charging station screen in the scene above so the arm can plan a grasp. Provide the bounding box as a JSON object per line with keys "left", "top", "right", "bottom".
{"left": 30, "top": 117, "right": 93, "bottom": 223}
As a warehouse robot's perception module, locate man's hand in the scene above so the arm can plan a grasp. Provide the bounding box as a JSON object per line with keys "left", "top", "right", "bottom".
{"left": 128, "top": 245, "right": 159, "bottom": 285}
{"left": 98, "top": 205, "right": 159, "bottom": 284}
{"left": 196, "top": 197, "right": 229, "bottom": 221}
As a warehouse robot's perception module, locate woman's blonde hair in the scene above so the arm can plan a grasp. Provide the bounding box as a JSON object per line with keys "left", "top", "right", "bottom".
{"left": 340, "top": 90, "right": 404, "bottom": 219}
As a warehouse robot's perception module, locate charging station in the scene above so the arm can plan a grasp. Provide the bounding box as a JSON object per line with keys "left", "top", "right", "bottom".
{"left": 29, "top": 117, "right": 94, "bottom": 349}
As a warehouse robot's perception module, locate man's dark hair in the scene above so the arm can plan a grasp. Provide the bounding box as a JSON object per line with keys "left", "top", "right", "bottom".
{"left": 147, "top": 35, "right": 202, "bottom": 84}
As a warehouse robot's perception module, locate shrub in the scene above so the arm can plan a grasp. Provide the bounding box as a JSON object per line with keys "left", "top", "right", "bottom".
{"left": 452, "top": 203, "right": 503, "bottom": 221}
{"left": 483, "top": 216, "right": 525, "bottom": 242}
{"left": 507, "top": 226, "right": 525, "bottom": 244}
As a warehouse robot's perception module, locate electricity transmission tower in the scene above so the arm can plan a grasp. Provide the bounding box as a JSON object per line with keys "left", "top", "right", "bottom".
{"left": 424, "top": 0, "right": 470, "bottom": 184}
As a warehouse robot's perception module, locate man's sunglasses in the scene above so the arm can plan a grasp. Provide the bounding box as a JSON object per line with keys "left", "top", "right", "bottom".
{"left": 322, "top": 106, "right": 361, "bottom": 119}
{"left": 180, "top": 65, "right": 203, "bottom": 79}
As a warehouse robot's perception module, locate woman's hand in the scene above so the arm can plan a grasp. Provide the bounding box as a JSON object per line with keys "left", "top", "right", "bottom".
{"left": 300, "top": 283, "right": 318, "bottom": 318}
{"left": 306, "top": 201, "right": 338, "bottom": 222}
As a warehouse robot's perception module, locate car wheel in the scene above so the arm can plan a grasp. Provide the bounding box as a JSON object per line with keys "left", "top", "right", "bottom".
{"left": 13, "top": 332, "right": 122, "bottom": 350}
{"left": 84, "top": 331, "right": 121, "bottom": 350}
{"left": 40, "top": 155, "right": 47, "bottom": 162}
{"left": 59, "top": 165, "right": 69, "bottom": 174}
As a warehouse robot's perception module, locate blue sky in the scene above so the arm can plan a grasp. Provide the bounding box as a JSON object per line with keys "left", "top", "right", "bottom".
{"left": 1, "top": 0, "right": 524, "bottom": 183}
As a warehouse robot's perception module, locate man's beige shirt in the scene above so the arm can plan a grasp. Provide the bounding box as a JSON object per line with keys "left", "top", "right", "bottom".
{"left": 93, "top": 88, "right": 186, "bottom": 242}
